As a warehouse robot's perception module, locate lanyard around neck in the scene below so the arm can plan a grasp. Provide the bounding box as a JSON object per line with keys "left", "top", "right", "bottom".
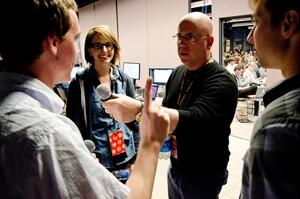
{"left": 176, "top": 70, "right": 194, "bottom": 106}
{"left": 176, "top": 58, "right": 213, "bottom": 106}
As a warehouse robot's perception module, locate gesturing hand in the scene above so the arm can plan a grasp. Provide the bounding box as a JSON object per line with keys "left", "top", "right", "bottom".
{"left": 140, "top": 78, "right": 170, "bottom": 148}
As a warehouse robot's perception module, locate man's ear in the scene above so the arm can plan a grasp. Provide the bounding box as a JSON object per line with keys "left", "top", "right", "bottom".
{"left": 282, "top": 10, "right": 299, "bottom": 38}
{"left": 207, "top": 35, "right": 214, "bottom": 48}
{"left": 47, "top": 33, "right": 58, "bottom": 56}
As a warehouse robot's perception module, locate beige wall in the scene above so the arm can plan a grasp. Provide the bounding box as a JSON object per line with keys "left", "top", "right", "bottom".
{"left": 78, "top": 0, "right": 187, "bottom": 87}
{"left": 78, "top": 0, "right": 282, "bottom": 88}
{"left": 78, "top": 0, "right": 117, "bottom": 65}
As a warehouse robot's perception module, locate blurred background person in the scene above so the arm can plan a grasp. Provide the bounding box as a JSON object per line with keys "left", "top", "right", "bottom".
{"left": 233, "top": 64, "right": 258, "bottom": 98}
{"left": 226, "top": 56, "right": 238, "bottom": 74}
{"left": 243, "top": 61, "right": 265, "bottom": 86}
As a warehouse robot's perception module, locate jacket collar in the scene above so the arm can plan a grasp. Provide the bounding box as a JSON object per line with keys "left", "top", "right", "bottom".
{"left": 264, "top": 73, "right": 300, "bottom": 107}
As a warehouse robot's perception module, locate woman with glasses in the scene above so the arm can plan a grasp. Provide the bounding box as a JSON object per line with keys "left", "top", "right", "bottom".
{"left": 66, "top": 25, "right": 140, "bottom": 183}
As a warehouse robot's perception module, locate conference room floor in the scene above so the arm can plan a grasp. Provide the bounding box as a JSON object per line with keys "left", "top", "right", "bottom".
{"left": 151, "top": 114, "right": 256, "bottom": 199}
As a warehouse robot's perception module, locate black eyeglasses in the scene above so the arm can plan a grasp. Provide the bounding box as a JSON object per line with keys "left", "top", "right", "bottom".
{"left": 91, "top": 42, "right": 114, "bottom": 51}
{"left": 172, "top": 33, "right": 209, "bottom": 42}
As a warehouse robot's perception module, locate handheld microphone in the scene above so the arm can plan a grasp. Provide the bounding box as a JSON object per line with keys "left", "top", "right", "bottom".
{"left": 84, "top": 139, "right": 95, "bottom": 153}
{"left": 96, "top": 84, "right": 116, "bottom": 101}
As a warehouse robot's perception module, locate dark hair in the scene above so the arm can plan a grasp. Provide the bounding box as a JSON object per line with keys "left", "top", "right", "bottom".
{"left": 249, "top": 0, "right": 300, "bottom": 30}
{"left": 234, "top": 65, "right": 243, "bottom": 71}
{"left": 0, "top": 0, "right": 77, "bottom": 67}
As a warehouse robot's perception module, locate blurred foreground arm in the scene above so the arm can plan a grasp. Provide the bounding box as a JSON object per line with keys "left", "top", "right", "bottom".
{"left": 102, "top": 85, "right": 178, "bottom": 132}
{"left": 102, "top": 94, "right": 141, "bottom": 123}
{"left": 126, "top": 78, "right": 170, "bottom": 199}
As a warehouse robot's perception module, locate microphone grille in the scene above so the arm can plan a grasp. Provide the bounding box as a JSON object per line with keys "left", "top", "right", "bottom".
{"left": 84, "top": 139, "right": 96, "bottom": 153}
{"left": 96, "top": 84, "right": 111, "bottom": 100}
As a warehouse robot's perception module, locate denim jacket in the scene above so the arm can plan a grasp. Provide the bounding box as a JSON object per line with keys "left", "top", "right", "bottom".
{"left": 66, "top": 64, "right": 140, "bottom": 169}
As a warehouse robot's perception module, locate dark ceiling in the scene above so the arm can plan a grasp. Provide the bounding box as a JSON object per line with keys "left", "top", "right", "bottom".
{"left": 75, "top": 0, "right": 97, "bottom": 8}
